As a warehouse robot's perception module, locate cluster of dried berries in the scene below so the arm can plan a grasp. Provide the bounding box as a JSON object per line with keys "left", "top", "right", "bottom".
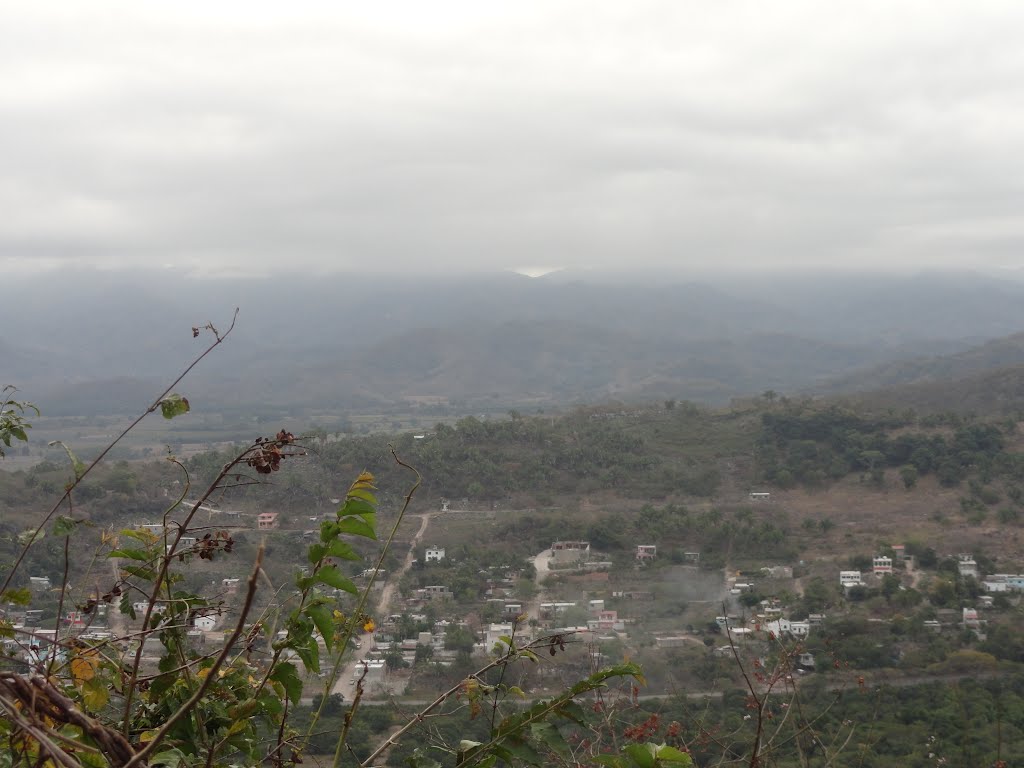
{"left": 78, "top": 584, "right": 125, "bottom": 615}
{"left": 547, "top": 633, "right": 567, "bottom": 656}
{"left": 247, "top": 430, "right": 297, "bottom": 474}
{"left": 186, "top": 530, "right": 234, "bottom": 561}
{"left": 624, "top": 713, "right": 661, "bottom": 741}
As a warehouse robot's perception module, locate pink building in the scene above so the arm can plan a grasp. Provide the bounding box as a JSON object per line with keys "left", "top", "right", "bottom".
{"left": 258, "top": 512, "right": 279, "bottom": 530}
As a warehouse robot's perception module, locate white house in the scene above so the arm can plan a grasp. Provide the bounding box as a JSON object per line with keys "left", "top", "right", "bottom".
{"left": 425, "top": 546, "right": 446, "bottom": 563}
{"left": 839, "top": 571, "right": 863, "bottom": 588}
{"left": 193, "top": 614, "right": 218, "bottom": 632}
{"left": 872, "top": 556, "right": 893, "bottom": 575}
{"left": 761, "top": 618, "right": 810, "bottom": 639}
{"left": 957, "top": 555, "right": 979, "bottom": 579}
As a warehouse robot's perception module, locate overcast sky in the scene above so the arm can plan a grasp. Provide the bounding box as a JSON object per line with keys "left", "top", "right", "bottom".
{"left": 3, "top": 1, "right": 1024, "bottom": 277}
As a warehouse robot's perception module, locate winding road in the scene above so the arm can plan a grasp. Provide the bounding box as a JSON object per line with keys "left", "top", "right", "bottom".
{"left": 331, "top": 511, "right": 435, "bottom": 696}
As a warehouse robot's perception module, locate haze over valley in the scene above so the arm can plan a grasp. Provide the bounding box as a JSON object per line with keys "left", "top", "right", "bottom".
{"left": 8, "top": 267, "right": 1024, "bottom": 424}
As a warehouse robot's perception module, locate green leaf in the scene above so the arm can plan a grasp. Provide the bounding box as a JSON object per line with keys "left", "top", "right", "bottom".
{"left": 347, "top": 488, "right": 377, "bottom": 505}
{"left": 339, "top": 497, "right": 376, "bottom": 518}
{"left": 52, "top": 516, "right": 79, "bottom": 537}
{"left": 48, "top": 440, "right": 86, "bottom": 480}
{"left": 654, "top": 745, "right": 693, "bottom": 766}
{"left": 119, "top": 592, "right": 136, "bottom": 619}
{"left": 531, "top": 722, "right": 570, "bottom": 759}
{"left": 119, "top": 565, "right": 158, "bottom": 581}
{"left": 1, "top": 588, "right": 31, "bottom": 606}
{"left": 258, "top": 692, "right": 284, "bottom": 717}
{"left": 499, "top": 738, "right": 542, "bottom": 766}
{"left": 307, "top": 543, "right": 326, "bottom": 564}
{"left": 315, "top": 565, "right": 357, "bottom": 594}
{"left": 336, "top": 515, "right": 377, "bottom": 540}
{"left": 308, "top": 540, "right": 360, "bottom": 563}
{"left": 319, "top": 521, "right": 339, "bottom": 542}
{"left": 293, "top": 635, "right": 320, "bottom": 674}
{"left": 269, "top": 661, "right": 303, "bottom": 705}
{"left": 306, "top": 604, "right": 335, "bottom": 652}
{"left": 326, "top": 539, "right": 361, "bottom": 560}
{"left": 558, "top": 700, "right": 588, "bottom": 727}
{"left": 109, "top": 548, "right": 152, "bottom": 561}
{"left": 158, "top": 394, "right": 190, "bottom": 420}
{"left": 623, "top": 744, "right": 657, "bottom": 768}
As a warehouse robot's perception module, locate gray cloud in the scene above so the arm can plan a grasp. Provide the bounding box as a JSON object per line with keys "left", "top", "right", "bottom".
{"left": 2, "top": 1, "right": 1024, "bottom": 276}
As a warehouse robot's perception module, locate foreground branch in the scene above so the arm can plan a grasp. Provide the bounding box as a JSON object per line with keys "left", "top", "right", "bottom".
{"left": 0, "top": 309, "right": 238, "bottom": 598}
{"left": 122, "top": 543, "right": 263, "bottom": 768}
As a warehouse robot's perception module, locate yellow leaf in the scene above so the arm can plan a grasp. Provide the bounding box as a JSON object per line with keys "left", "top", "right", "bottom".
{"left": 350, "top": 471, "right": 376, "bottom": 492}
{"left": 362, "top": 618, "right": 375, "bottom": 633}
{"left": 140, "top": 730, "right": 158, "bottom": 743}
{"left": 70, "top": 651, "right": 99, "bottom": 685}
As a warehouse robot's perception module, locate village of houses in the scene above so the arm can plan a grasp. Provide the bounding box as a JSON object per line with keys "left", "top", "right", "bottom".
{"left": 4, "top": 498, "right": 1023, "bottom": 698}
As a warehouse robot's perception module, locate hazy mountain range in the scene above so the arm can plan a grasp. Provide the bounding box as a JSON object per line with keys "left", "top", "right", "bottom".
{"left": 6, "top": 267, "right": 1024, "bottom": 416}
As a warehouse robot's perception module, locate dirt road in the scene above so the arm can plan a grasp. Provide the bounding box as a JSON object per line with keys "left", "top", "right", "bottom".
{"left": 528, "top": 549, "right": 552, "bottom": 621}
{"left": 331, "top": 511, "right": 434, "bottom": 696}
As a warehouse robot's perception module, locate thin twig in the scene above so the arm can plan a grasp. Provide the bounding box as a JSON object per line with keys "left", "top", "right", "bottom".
{"left": 121, "top": 544, "right": 263, "bottom": 768}
{"left": 0, "top": 697, "right": 81, "bottom": 768}
{"left": 0, "top": 309, "right": 238, "bottom": 598}
{"left": 47, "top": 534, "right": 72, "bottom": 678}
{"left": 120, "top": 439, "right": 261, "bottom": 734}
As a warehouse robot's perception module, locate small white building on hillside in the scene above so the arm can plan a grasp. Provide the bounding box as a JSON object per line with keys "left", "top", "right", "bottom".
{"left": 839, "top": 571, "right": 863, "bottom": 588}
{"left": 957, "top": 555, "right": 979, "bottom": 579}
